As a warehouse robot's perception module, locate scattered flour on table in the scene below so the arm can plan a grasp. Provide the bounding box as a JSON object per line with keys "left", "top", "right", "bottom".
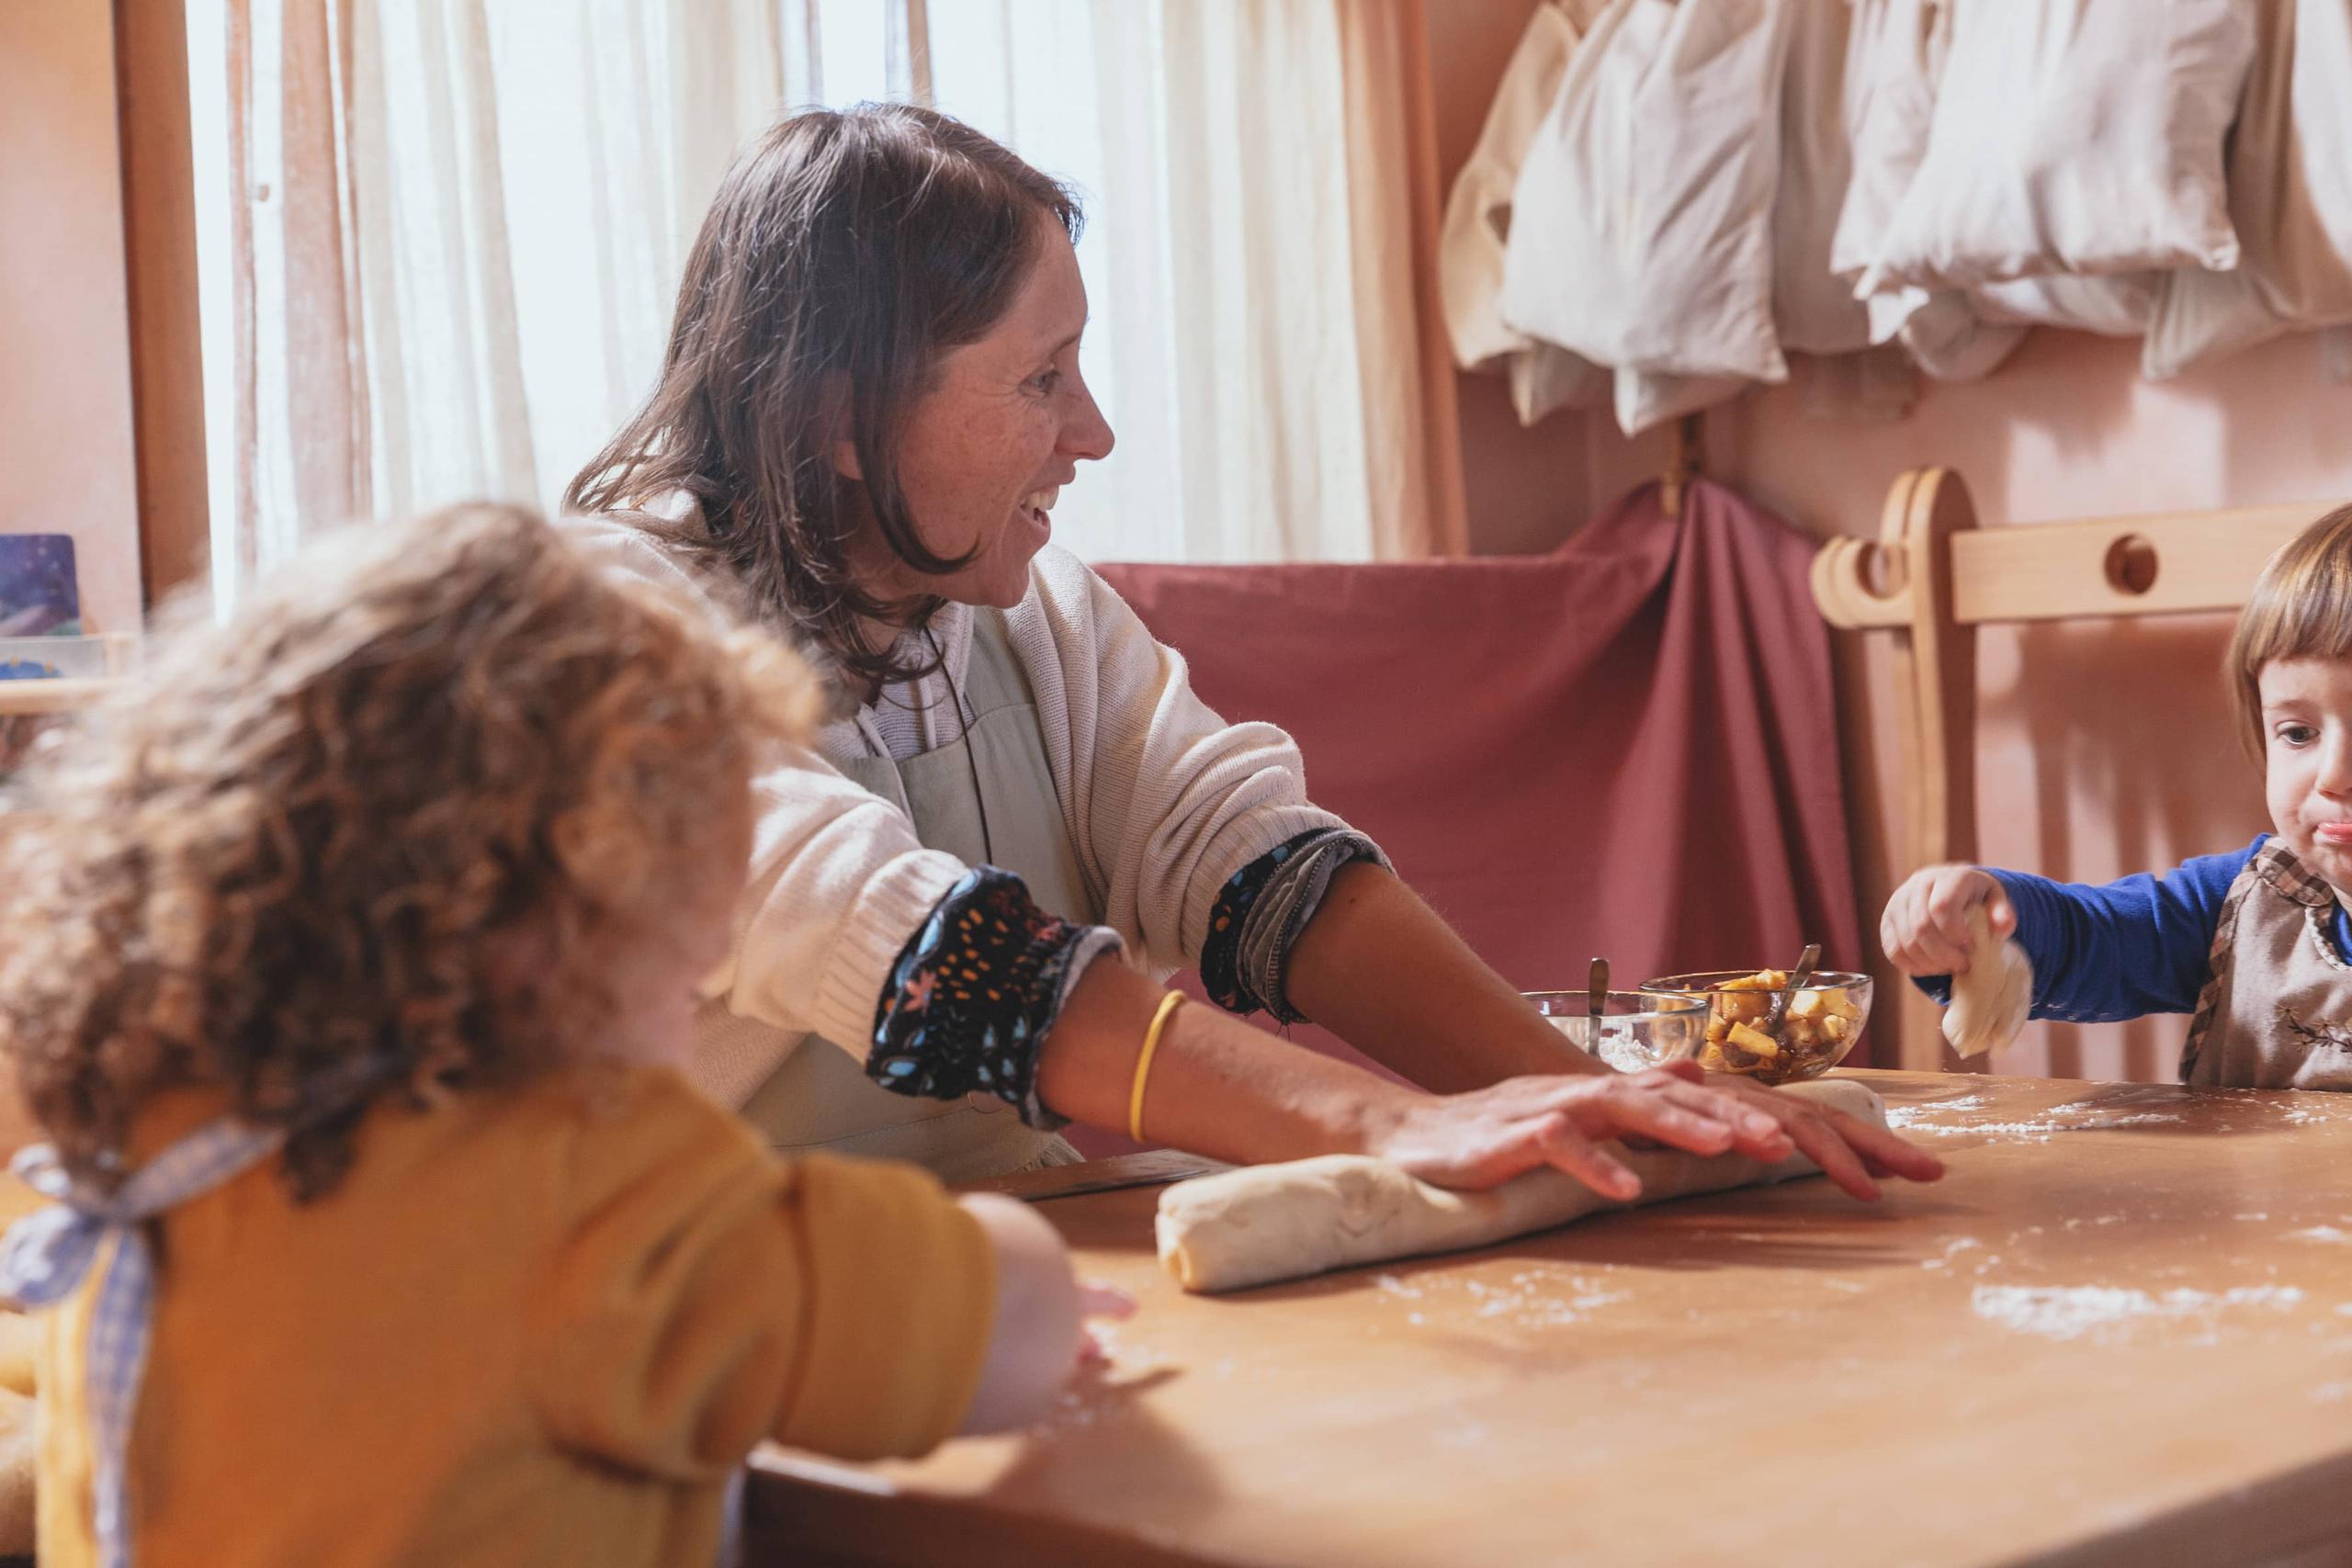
{"left": 1086, "top": 1322, "right": 1170, "bottom": 1375}
{"left": 1973, "top": 1284, "right": 2305, "bottom": 1340}
{"left": 1465, "top": 1273, "right": 1628, "bottom": 1327}
{"left": 2291, "top": 1225, "right": 2352, "bottom": 1243}
{"left": 1885, "top": 1094, "right": 1990, "bottom": 1129}
{"left": 1921, "top": 1236, "right": 1984, "bottom": 1271}
{"left": 1376, "top": 1268, "right": 1627, "bottom": 1330}
{"left": 1887, "top": 1096, "right": 2186, "bottom": 1142}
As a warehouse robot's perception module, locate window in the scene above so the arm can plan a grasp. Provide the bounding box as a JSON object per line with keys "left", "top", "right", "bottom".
{"left": 188, "top": 0, "right": 1453, "bottom": 609}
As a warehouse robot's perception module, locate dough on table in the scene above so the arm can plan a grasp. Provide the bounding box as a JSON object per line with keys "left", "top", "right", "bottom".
{"left": 1943, "top": 902, "right": 2031, "bottom": 1060}
{"left": 1156, "top": 1077, "right": 1886, "bottom": 1293}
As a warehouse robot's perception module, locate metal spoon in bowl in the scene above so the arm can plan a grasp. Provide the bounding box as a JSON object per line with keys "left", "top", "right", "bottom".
{"left": 1760, "top": 942, "right": 1822, "bottom": 1045}
{"left": 1580, "top": 959, "right": 1618, "bottom": 1066}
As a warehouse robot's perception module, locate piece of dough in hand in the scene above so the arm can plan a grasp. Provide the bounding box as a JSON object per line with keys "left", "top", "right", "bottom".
{"left": 1156, "top": 1078, "right": 1886, "bottom": 1293}
{"left": 1942, "top": 902, "right": 2031, "bottom": 1059}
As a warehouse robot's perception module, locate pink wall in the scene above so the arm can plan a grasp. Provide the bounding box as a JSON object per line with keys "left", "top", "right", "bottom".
{"left": 1428, "top": 4, "right": 2352, "bottom": 1083}
{"left": 0, "top": 4, "right": 143, "bottom": 632}
{"left": 1425, "top": 0, "right": 1598, "bottom": 558}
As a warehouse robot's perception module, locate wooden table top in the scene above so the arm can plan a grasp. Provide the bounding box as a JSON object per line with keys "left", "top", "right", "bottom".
{"left": 748, "top": 1071, "right": 2352, "bottom": 1568}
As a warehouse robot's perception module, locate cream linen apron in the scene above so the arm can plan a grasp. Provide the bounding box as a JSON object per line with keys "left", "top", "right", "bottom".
{"left": 2182, "top": 840, "right": 2352, "bottom": 1089}
{"left": 732, "top": 609, "right": 1093, "bottom": 1181}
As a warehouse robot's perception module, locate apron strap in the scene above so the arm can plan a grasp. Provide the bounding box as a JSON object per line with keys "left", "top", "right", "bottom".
{"left": 0, "top": 1120, "right": 287, "bottom": 1568}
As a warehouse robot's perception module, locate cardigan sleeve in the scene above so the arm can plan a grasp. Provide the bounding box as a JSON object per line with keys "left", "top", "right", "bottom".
{"left": 1010, "top": 547, "right": 1374, "bottom": 976}
{"left": 526, "top": 1074, "right": 996, "bottom": 1473}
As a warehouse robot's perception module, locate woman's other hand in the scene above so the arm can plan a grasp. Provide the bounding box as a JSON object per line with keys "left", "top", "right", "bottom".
{"left": 1363, "top": 1059, "right": 1942, "bottom": 1202}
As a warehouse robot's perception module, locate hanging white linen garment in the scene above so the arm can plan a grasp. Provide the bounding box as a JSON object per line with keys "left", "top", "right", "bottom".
{"left": 1611, "top": 367, "right": 1747, "bottom": 437}
{"left": 1770, "top": 0, "right": 1867, "bottom": 357}
{"left": 1974, "top": 275, "right": 2162, "bottom": 339}
{"left": 1436, "top": 1, "right": 1609, "bottom": 424}
{"left": 1501, "top": 0, "right": 1794, "bottom": 385}
{"left": 1832, "top": 0, "right": 2023, "bottom": 380}
{"left": 1860, "top": 0, "right": 2255, "bottom": 294}
{"left": 2147, "top": 0, "right": 2352, "bottom": 379}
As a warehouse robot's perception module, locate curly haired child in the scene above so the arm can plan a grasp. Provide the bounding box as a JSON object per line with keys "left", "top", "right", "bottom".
{"left": 1883, "top": 503, "right": 2352, "bottom": 1089}
{"left": 0, "top": 505, "right": 1113, "bottom": 1567}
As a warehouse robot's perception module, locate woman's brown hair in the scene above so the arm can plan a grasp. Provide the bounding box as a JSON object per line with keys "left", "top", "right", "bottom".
{"left": 2227, "top": 503, "right": 2352, "bottom": 758}
{"left": 565, "top": 103, "right": 1080, "bottom": 689}
{"left": 0, "top": 505, "right": 815, "bottom": 1200}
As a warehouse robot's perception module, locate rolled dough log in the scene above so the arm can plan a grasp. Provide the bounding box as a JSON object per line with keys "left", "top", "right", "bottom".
{"left": 1156, "top": 1077, "right": 1886, "bottom": 1293}
{"left": 1942, "top": 902, "right": 2032, "bottom": 1059}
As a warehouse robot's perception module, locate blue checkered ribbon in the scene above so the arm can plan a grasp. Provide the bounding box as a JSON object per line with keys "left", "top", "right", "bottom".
{"left": 0, "top": 1122, "right": 284, "bottom": 1568}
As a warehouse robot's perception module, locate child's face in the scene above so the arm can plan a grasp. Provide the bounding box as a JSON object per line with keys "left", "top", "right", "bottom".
{"left": 2259, "top": 656, "right": 2352, "bottom": 889}
{"left": 604, "top": 781, "right": 754, "bottom": 1066}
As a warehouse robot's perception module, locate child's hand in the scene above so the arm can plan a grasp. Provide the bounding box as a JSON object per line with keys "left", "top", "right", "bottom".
{"left": 1881, "top": 864, "right": 2013, "bottom": 977}
{"left": 1076, "top": 1281, "right": 1136, "bottom": 1365}
{"left": 956, "top": 1195, "right": 1119, "bottom": 1433}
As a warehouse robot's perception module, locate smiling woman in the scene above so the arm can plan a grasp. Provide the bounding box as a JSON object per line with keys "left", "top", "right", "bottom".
{"left": 560, "top": 103, "right": 1942, "bottom": 1206}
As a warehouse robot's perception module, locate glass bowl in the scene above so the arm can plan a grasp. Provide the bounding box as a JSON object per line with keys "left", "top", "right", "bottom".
{"left": 1636, "top": 969, "right": 1874, "bottom": 1085}
{"left": 1525, "top": 989, "right": 1711, "bottom": 1075}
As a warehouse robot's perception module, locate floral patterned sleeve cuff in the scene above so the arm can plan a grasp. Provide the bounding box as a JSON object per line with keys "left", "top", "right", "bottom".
{"left": 866, "top": 868, "right": 1123, "bottom": 1130}
{"left": 1200, "top": 829, "right": 1390, "bottom": 1024}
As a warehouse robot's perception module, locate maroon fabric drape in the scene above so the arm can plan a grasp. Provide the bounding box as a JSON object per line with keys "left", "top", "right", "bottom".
{"left": 1095, "top": 477, "right": 1862, "bottom": 1076}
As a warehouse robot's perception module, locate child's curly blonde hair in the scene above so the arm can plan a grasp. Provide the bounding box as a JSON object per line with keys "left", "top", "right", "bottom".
{"left": 0, "top": 503, "right": 816, "bottom": 1199}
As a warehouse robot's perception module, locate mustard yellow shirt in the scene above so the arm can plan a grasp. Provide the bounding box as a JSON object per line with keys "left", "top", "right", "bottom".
{"left": 34, "top": 1063, "right": 996, "bottom": 1567}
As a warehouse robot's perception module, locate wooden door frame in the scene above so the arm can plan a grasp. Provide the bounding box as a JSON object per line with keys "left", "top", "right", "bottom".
{"left": 113, "top": 0, "right": 210, "bottom": 607}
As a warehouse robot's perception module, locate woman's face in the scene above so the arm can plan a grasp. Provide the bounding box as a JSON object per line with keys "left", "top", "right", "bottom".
{"left": 845, "top": 220, "right": 1115, "bottom": 610}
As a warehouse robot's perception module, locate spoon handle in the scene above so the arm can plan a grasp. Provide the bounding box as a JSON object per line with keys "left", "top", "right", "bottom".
{"left": 1763, "top": 942, "right": 1822, "bottom": 1040}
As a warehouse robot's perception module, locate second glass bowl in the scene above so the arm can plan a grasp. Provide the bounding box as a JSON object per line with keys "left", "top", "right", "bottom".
{"left": 1525, "top": 989, "right": 1711, "bottom": 1074}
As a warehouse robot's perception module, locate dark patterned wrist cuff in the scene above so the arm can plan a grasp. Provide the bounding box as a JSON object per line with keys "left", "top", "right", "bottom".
{"left": 867, "top": 868, "right": 1109, "bottom": 1129}
{"left": 1201, "top": 829, "right": 1386, "bottom": 1022}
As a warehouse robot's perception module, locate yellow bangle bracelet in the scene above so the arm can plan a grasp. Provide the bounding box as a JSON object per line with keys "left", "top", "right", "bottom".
{"left": 1128, "top": 991, "right": 1187, "bottom": 1142}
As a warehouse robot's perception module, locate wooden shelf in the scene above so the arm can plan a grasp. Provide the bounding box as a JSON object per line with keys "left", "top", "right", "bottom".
{"left": 0, "top": 678, "right": 122, "bottom": 717}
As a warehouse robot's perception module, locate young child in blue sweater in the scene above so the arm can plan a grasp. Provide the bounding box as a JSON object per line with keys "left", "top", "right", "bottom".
{"left": 1883, "top": 504, "right": 2352, "bottom": 1089}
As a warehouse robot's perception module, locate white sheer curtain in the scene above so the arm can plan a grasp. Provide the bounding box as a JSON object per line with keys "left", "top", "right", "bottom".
{"left": 199, "top": 0, "right": 1458, "bottom": 606}
{"left": 924, "top": 1, "right": 1455, "bottom": 563}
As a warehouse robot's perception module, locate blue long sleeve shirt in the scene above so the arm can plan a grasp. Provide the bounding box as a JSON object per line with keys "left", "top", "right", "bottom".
{"left": 1916, "top": 836, "right": 2352, "bottom": 1022}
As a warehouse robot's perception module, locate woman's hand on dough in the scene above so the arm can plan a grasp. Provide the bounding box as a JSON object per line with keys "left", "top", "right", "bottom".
{"left": 1696, "top": 1073, "right": 1945, "bottom": 1201}
{"left": 1882, "top": 864, "right": 2012, "bottom": 977}
{"left": 1362, "top": 1060, "right": 1802, "bottom": 1198}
